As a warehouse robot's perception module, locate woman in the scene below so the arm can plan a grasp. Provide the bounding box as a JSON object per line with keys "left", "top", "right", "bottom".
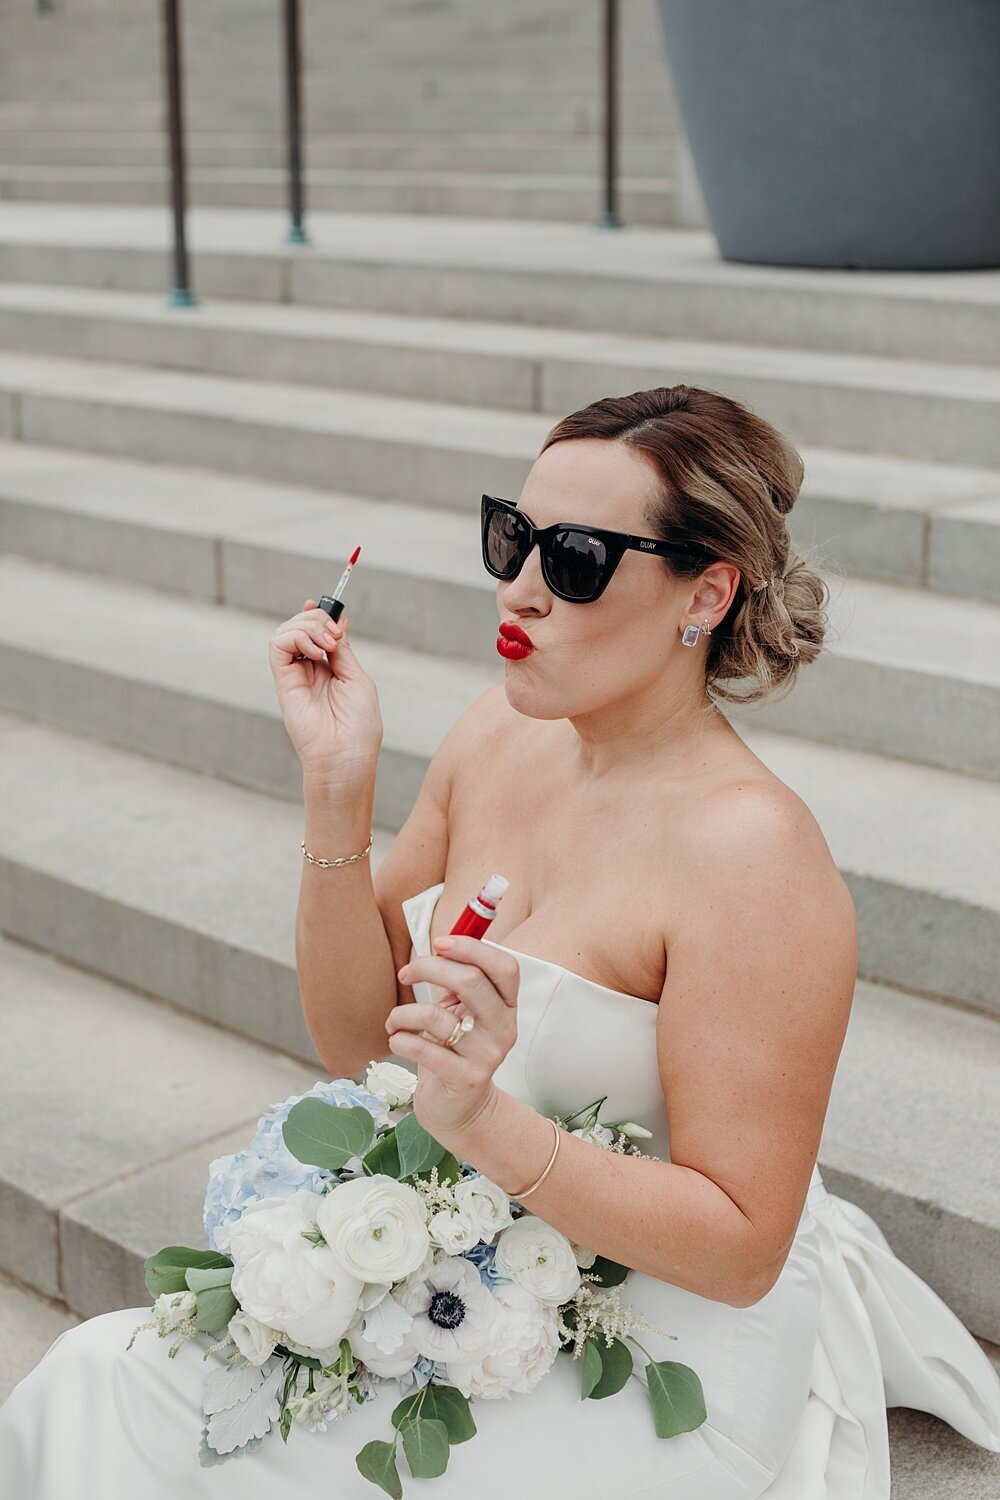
{"left": 2, "top": 385, "right": 998, "bottom": 1497}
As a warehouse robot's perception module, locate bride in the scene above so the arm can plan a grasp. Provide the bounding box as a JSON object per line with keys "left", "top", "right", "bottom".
{"left": 2, "top": 384, "right": 999, "bottom": 1498}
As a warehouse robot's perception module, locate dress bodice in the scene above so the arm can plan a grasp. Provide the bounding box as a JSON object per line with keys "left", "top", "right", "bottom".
{"left": 401, "top": 880, "right": 674, "bottom": 1165}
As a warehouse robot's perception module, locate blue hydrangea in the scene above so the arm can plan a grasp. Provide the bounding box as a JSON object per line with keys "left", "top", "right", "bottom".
{"left": 203, "top": 1078, "right": 391, "bottom": 1252}
{"left": 462, "top": 1241, "right": 514, "bottom": 1292}
{"left": 394, "top": 1356, "right": 437, "bottom": 1397}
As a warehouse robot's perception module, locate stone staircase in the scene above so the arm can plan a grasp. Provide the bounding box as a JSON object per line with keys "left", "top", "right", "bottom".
{"left": 0, "top": 201, "right": 998, "bottom": 1491}
{"left": 0, "top": 0, "right": 682, "bottom": 224}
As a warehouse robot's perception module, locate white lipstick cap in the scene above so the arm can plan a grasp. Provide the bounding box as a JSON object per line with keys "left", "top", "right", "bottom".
{"left": 480, "top": 873, "right": 509, "bottom": 908}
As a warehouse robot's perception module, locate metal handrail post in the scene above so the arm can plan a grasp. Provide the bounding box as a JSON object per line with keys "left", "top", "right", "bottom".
{"left": 596, "top": 0, "right": 623, "bottom": 228}
{"left": 162, "top": 0, "right": 197, "bottom": 305}
{"left": 282, "top": 0, "right": 311, "bottom": 245}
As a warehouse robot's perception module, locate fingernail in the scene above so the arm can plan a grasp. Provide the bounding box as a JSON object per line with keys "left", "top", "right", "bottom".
{"left": 434, "top": 937, "right": 453, "bottom": 951}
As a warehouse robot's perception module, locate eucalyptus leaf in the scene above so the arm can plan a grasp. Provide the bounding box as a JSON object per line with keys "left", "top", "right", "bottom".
{"left": 185, "top": 1264, "right": 235, "bottom": 1293}
{"left": 585, "top": 1253, "right": 630, "bottom": 1288}
{"left": 356, "top": 1439, "right": 403, "bottom": 1499}
{"left": 204, "top": 1362, "right": 284, "bottom": 1454}
{"left": 282, "top": 1098, "right": 376, "bottom": 1171}
{"left": 414, "top": 1383, "right": 476, "bottom": 1443}
{"left": 586, "top": 1337, "right": 634, "bottom": 1398}
{"left": 395, "top": 1112, "right": 445, "bottom": 1178}
{"left": 400, "top": 1415, "right": 450, "bottom": 1478}
{"left": 645, "top": 1359, "right": 708, "bottom": 1437}
{"left": 144, "top": 1246, "right": 232, "bottom": 1299}
{"left": 194, "top": 1285, "right": 239, "bottom": 1333}
{"left": 363, "top": 1130, "right": 402, "bottom": 1179}
{"left": 580, "top": 1338, "right": 604, "bottom": 1399}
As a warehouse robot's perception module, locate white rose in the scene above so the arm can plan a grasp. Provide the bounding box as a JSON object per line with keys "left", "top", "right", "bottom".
{"left": 570, "top": 1122, "right": 615, "bottom": 1148}
{"left": 453, "top": 1174, "right": 515, "bottom": 1243}
{"left": 493, "top": 1215, "right": 582, "bottom": 1306}
{"left": 228, "top": 1309, "right": 279, "bottom": 1366}
{"left": 228, "top": 1188, "right": 364, "bottom": 1352}
{"left": 316, "top": 1174, "right": 430, "bottom": 1285}
{"left": 446, "top": 1283, "right": 561, "bottom": 1399}
{"left": 363, "top": 1060, "right": 418, "bottom": 1110}
{"left": 427, "top": 1207, "right": 481, "bottom": 1255}
{"left": 154, "top": 1289, "right": 197, "bottom": 1333}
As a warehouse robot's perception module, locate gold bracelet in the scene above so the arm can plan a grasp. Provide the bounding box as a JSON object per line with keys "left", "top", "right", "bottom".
{"left": 301, "top": 832, "right": 373, "bottom": 868}
{"left": 508, "top": 1117, "right": 561, "bottom": 1200}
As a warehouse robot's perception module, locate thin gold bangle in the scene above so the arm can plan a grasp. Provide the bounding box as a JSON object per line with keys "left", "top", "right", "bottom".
{"left": 509, "top": 1117, "right": 561, "bottom": 1200}
{"left": 301, "top": 832, "right": 373, "bottom": 868}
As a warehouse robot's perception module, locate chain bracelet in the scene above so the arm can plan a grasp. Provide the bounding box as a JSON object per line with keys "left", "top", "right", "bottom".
{"left": 301, "top": 832, "right": 373, "bottom": 868}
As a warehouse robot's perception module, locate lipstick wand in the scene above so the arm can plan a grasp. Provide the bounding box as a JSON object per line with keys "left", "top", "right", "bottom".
{"left": 318, "top": 545, "right": 361, "bottom": 624}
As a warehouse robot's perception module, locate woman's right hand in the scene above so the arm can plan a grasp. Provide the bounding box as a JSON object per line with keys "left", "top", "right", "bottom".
{"left": 268, "top": 598, "right": 383, "bottom": 785}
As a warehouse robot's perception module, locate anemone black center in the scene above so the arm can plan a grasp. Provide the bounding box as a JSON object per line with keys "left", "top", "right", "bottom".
{"left": 428, "top": 1289, "right": 466, "bottom": 1329}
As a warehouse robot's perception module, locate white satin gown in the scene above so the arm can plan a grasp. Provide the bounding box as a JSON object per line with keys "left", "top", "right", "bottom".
{"left": 2, "top": 880, "right": 999, "bottom": 1498}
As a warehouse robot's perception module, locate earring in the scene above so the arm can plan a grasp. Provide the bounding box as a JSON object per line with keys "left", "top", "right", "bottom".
{"left": 681, "top": 619, "right": 712, "bottom": 648}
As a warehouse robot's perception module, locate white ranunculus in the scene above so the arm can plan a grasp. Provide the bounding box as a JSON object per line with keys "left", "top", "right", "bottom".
{"left": 446, "top": 1282, "right": 561, "bottom": 1399}
{"left": 228, "top": 1309, "right": 279, "bottom": 1366}
{"left": 228, "top": 1188, "right": 364, "bottom": 1352}
{"left": 571, "top": 1241, "right": 598, "bottom": 1269}
{"left": 153, "top": 1289, "right": 197, "bottom": 1334}
{"left": 315, "top": 1174, "right": 430, "bottom": 1286}
{"left": 570, "top": 1122, "right": 616, "bottom": 1147}
{"left": 493, "top": 1215, "right": 582, "bottom": 1306}
{"left": 398, "top": 1254, "right": 498, "bottom": 1364}
{"left": 453, "top": 1173, "right": 515, "bottom": 1243}
{"left": 363, "top": 1060, "right": 417, "bottom": 1110}
{"left": 427, "top": 1207, "right": 481, "bottom": 1255}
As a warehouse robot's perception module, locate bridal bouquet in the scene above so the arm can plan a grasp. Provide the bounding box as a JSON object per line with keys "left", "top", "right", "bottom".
{"left": 128, "top": 1064, "right": 706, "bottom": 1496}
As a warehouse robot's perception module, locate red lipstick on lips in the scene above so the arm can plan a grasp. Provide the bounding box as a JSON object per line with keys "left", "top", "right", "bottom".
{"left": 497, "top": 621, "right": 535, "bottom": 659}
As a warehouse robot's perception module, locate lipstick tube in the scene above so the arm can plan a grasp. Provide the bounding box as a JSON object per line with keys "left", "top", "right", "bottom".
{"left": 432, "top": 873, "right": 509, "bottom": 1011}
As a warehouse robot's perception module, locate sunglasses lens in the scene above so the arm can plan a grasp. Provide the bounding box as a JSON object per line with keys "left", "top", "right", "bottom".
{"left": 483, "top": 503, "right": 526, "bottom": 577}
{"left": 547, "top": 527, "right": 607, "bottom": 599}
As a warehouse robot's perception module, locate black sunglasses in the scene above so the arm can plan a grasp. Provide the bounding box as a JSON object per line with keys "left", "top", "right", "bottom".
{"left": 481, "top": 494, "right": 706, "bottom": 604}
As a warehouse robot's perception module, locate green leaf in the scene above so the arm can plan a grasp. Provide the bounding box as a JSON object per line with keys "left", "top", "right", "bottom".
{"left": 586, "top": 1337, "right": 634, "bottom": 1398}
{"left": 585, "top": 1253, "right": 630, "bottom": 1288}
{"left": 413, "top": 1149, "right": 462, "bottom": 1189}
{"left": 410, "top": 1384, "right": 476, "bottom": 1444}
{"left": 580, "top": 1338, "right": 604, "bottom": 1399}
{"left": 395, "top": 1112, "right": 445, "bottom": 1179}
{"left": 282, "top": 1099, "right": 376, "bottom": 1171}
{"left": 194, "top": 1284, "right": 240, "bottom": 1333}
{"left": 645, "top": 1360, "right": 708, "bottom": 1437}
{"left": 399, "top": 1415, "right": 450, "bottom": 1478}
{"left": 185, "top": 1264, "right": 235, "bottom": 1293}
{"left": 144, "top": 1246, "right": 233, "bottom": 1299}
{"left": 363, "top": 1130, "right": 402, "bottom": 1178}
{"left": 356, "top": 1439, "right": 404, "bottom": 1499}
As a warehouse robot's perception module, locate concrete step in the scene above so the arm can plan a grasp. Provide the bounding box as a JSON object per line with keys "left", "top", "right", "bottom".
{"left": 0, "top": 343, "right": 998, "bottom": 603}
{"left": 0, "top": 917, "right": 997, "bottom": 1362}
{"left": 0, "top": 131, "right": 675, "bottom": 176}
{"left": 1, "top": 503, "right": 998, "bottom": 783}
{"left": 1, "top": 695, "right": 997, "bottom": 1019}
{"left": 1, "top": 279, "right": 999, "bottom": 473}
{"left": 0, "top": 929, "right": 331, "bottom": 1311}
{"left": 0, "top": 709, "right": 399, "bottom": 1058}
{"left": 0, "top": 204, "right": 996, "bottom": 369}
{"left": 0, "top": 164, "right": 679, "bottom": 227}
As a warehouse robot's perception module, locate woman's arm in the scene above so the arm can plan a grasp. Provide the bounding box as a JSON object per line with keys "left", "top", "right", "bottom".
{"left": 436, "top": 782, "right": 858, "bottom": 1308}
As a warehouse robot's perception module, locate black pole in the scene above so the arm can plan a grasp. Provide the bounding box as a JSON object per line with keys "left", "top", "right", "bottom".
{"left": 162, "top": 0, "right": 196, "bottom": 304}
{"left": 597, "top": 0, "right": 623, "bottom": 228}
{"left": 283, "top": 0, "right": 310, "bottom": 245}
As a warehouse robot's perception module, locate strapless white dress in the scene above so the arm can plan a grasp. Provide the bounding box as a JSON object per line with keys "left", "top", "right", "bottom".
{"left": 2, "top": 880, "right": 999, "bottom": 1498}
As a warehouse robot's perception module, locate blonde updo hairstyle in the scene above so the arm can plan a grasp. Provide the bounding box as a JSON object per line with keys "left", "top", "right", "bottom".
{"left": 539, "top": 385, "right": 831, "bottom": 707}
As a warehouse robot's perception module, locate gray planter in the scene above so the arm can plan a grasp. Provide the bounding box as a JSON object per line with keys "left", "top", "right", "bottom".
{"left": 657, "top": 0, "right": 1000, "bottom": 269}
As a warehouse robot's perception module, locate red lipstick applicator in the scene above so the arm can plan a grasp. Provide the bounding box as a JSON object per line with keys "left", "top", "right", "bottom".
{"left": 318, "top": 545, "right": 361, "bottom": 623}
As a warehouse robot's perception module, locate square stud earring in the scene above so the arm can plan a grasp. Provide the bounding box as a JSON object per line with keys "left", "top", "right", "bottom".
{"left": 681, "top": 624, "right": 701, "bottom": 648}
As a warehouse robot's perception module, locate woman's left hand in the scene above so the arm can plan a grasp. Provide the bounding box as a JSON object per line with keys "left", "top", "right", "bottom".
{"left": 387, "top": 935, "right": 520, "bottom": 1147}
